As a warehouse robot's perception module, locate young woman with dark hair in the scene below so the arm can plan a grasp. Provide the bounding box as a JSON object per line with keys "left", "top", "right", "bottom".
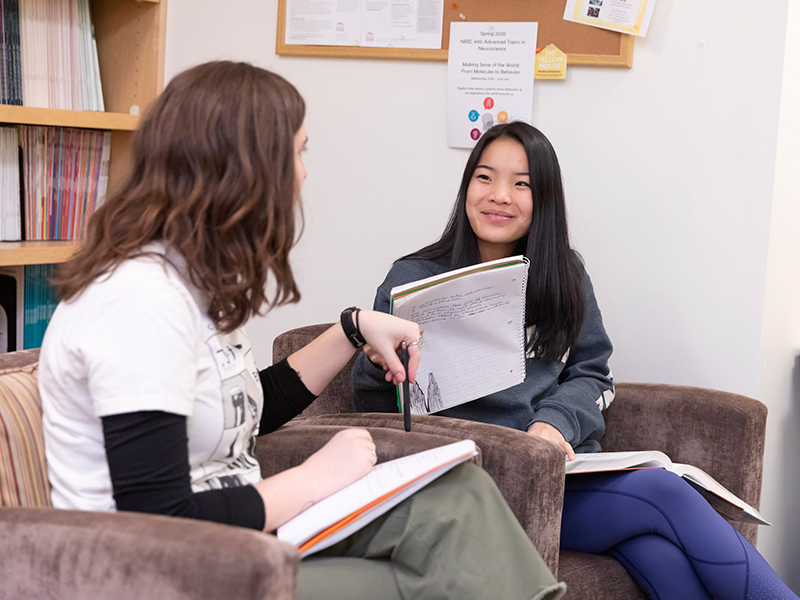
{"left": 352, "top": 121, "right": 798, "bottom": 599}
{"left": 39, "top": 63, "right": 565, "bottom": 600}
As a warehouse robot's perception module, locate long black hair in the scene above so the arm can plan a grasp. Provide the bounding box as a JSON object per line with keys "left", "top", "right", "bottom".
{"left": 402, "top": 122, "right": 585, "bottom": 362}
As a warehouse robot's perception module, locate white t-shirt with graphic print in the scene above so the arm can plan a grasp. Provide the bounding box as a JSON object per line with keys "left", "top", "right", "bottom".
{"left": 39, "top": 245, "right": 264, "bottom": 512}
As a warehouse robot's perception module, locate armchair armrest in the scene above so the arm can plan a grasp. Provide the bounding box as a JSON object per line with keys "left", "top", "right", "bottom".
{"left": 272, "top": 324, "right": 357, "bottom": 416}
{"left": 256, "top": 424, "right": 483, "bottom": 479}
{"left": 603, "top": 382, "right": 768, "bottom": 544}
{"left": 278, "top": 413, "right": 565, "bottom": 574}
{"left": 0, "top": 507, "right": 298, "bottom": 600}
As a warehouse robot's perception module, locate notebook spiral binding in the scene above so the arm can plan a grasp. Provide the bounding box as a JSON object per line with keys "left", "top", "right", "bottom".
{"left": 516, "top": 257, "right": 530, "bottom": 381}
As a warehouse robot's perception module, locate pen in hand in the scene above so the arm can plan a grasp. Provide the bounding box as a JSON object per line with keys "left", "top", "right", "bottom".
{"left": 400, "top": 343, "right": 411, "bottom": 432}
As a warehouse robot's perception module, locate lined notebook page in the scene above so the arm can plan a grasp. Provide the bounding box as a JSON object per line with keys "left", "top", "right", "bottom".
{"left": 391, "top": 258, "right": 528, "bottom": 414}
{"left": 277, "top": 440, "right": 478, "bottom": 556}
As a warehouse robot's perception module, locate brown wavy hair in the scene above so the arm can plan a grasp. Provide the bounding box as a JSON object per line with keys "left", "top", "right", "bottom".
{"left": 55, "top": 61, "right": 305, "bottom": 332}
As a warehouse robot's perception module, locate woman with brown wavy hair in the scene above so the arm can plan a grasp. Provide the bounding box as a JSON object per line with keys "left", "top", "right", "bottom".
{"left": 37, "top": 61, "right": 564, "bottom": 600}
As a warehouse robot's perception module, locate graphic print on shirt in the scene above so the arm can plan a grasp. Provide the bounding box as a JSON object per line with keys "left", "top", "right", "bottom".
{"left": 198, "top": 330, "right": 263, "bottom": 491}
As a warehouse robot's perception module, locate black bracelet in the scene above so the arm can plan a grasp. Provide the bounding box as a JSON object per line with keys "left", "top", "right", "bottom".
{"left": 341, "top": 306, "right": 366, "bottom": 348}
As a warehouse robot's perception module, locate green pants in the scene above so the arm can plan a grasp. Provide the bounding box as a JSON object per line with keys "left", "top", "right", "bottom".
{"left": 297, "top": 462, "right": 566, "bottom": 600}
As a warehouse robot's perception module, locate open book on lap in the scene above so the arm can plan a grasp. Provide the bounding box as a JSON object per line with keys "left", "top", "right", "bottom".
{"left": 277, "top": 440, "right": 479, "bottom": 557}
{"left": 390, "top": 256, "right": 529, "bottom": 415}
{"left": 566, "top": 451, "right": 770, "bottom": 526}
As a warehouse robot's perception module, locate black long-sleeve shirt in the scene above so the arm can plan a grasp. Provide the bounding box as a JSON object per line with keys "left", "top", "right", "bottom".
{"left": 101, "top": 358, "right": 316, "bottom": 530}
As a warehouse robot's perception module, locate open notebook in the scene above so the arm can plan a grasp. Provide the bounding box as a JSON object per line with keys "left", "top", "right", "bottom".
{"left": 277, "top": 440, "right": 478, "bottom": 556}
{"left": 390, "top": 256, "right": 529, "bottom": 415}
{"left": 566, "top": 451, "right": 770, "bottom": 526}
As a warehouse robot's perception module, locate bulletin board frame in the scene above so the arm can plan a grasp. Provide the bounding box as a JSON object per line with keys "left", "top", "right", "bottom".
{"left": 276, "top": 0, "right": 634, "bottom": 67}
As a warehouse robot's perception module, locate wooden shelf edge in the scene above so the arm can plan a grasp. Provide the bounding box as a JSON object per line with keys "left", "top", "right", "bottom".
{"left": 0, "top": 241, "right": 81, "bottom": 266}
{"left": 0, "top": 105, "right": 139, "bottom": 131}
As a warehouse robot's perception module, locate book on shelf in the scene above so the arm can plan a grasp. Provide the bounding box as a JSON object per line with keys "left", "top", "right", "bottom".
{"left": 565, "top": 450, "right": 770, "bottom": 526}
{"left": 1, "top": 0, "right": 23, "bottom": 106}
{"left": 277, "top": 439, "right": 478, "bottom": 557}
{"left": 0, "top": 0, "right": 103, "bottom": 110}
{"left": 389, "top": 256, "right": 529, "bottom": 415}
{"left": 22, "top": 262, "right": 57, "bottom": 348}
{"left": 0, "top": 125, "right": 21, "bottom": 240}
{"left": 0, "top": 124, "right": 110, "bottom": 241}
{"left": 0, "top": 262, "right": 58, "bottom": 352}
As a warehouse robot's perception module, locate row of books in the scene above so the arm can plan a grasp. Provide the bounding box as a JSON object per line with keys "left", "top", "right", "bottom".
{"left": 0, "top": 124, "right": 111, "bottom": 241}
{"left": 0, "top": 125, "right": 19, "bottom": 240}
{"left": 1, "top": 0, "right": 104, "bottom": 110}
{"left": 0, "top": 263, "right": 58, "bottom": 352}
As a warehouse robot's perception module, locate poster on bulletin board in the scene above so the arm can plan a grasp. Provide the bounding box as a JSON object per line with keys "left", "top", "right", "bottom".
{"left": 563, "top": 0, "right": 657, "bottom": 37}
{"left": 446, "top": 22, "right": 538, "bottom": 149}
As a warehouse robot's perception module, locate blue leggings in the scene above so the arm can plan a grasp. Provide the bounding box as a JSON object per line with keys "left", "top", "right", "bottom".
{"left": 561, "top": 469, "right": 797, "bottom": 600}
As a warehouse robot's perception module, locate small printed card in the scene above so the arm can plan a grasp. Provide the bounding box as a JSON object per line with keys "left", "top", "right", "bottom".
{"left": 535, "top": 44, "right": 567, "bottom": 79}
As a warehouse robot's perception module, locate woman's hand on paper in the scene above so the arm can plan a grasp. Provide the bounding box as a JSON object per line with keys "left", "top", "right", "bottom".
{"left": 302, "top": 428, "right": 378, "bottom": 498}
{"left": 357, "top": 310, "right": 421, "bottom": 385}
{"left": 255, "top": 428, "right": 378, "bottom": 530}
{"left": 527, "top": 422, "right": 576, "bottom": 461}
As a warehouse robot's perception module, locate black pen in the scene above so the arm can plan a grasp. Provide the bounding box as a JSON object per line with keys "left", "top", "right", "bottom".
{"left": 401, "top": 343, "right": 411, "bottom": 432}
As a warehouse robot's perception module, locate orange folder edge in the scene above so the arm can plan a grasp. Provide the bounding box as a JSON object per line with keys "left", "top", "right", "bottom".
{"left": 298, "top": 450, "right": 474, "bottom": 554}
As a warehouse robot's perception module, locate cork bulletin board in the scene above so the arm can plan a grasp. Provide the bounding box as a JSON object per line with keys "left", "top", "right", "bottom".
{"left": 276, "top": 0, "right": 633, "bottom": 67}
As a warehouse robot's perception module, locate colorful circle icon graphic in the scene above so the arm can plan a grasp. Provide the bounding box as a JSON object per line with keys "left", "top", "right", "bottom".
{"left": 483, "top": 97, "right": 494, "bottom": 110}
{"left": 497, "top": 111, "right": 509, "bottom": 123}
{"left": 469, "top": 110, "right": 480, "bottom": 122}
{"left": 470, "top": 128, "right": 481, "bottom": 140}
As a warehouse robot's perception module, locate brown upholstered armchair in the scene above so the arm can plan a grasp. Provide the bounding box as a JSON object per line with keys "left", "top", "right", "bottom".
{"left": 273, "top": 324, "right": 769, "bottom": 599}
{"left": 0, "top": 348, "right": 482, "bottom": 600}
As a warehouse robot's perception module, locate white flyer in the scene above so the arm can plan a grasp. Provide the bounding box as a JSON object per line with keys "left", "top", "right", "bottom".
{"left": 563, "top": 0, "right": 657, "bottom": 37}
{"left": 285, "top": 0, "right": 443, "bottom": 49}
{"left": 446, "top": 22, "right": 537, "bottom": 149}
{"left": 284, "top": 0, "right": 361, "bottom": 46}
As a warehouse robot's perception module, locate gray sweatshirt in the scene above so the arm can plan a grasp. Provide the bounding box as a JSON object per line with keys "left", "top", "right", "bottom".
{"left": 351, "top": 258, "right": 614, "bottom": 453}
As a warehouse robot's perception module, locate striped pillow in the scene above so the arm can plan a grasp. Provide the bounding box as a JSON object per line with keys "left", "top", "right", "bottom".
{"left": 0, "top": 370, "right": 52, "bottom": 507}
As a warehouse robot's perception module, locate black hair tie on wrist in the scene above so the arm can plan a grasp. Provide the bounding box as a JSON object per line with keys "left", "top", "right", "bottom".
{"left": 341, "top": 306, "right": 366, "bottom": 348}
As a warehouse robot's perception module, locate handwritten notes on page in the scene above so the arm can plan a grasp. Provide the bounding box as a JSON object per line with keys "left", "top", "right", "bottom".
{"left": 390, "top": 256, "right": 529, "bottom": 414}
{"left": 277, "top": 440, "right": 478, "bottom": 556}
{"left": 285, "top": 0, "right": 444, "bottom": 49}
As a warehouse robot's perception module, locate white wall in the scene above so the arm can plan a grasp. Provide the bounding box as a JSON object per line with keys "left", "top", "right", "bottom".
{"left": 164, "top": 0, "right": 796, "bottom": 584}
{"left": 756, "top": 0, "right": 800, "bottom": 588}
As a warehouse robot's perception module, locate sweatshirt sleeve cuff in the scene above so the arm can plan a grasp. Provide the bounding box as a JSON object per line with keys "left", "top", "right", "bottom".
{"left": 528, "top": 407, "right": 577, "bottom": 445}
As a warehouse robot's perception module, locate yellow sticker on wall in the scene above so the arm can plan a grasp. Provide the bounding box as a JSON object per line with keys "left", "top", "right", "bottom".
{"left": 535, "top": 44, "right": 567, "bottom": 79}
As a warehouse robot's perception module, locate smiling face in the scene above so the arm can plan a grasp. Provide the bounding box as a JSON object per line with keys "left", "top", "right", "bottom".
{"left": 465, "top": 137, "right": 533, "bottom": 263}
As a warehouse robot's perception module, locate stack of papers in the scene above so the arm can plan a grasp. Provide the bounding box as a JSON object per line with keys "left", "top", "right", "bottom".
{"left": 20, "top": 126, "right": 110, "bottom": 240}
{"left": 0, "top": 126, "right": 21, "bottom": 241}
{"left": 18, "top": 0, "right": 104, "bottom": 110}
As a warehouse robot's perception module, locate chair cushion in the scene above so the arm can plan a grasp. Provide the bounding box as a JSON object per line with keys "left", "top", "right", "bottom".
{"left": 0, "top": 368, "right": 51, "bottom": 507}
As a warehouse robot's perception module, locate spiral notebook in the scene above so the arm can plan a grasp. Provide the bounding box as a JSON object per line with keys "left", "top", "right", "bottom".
{"left": 390, "top": 256, "right": 529, "bottom": 415}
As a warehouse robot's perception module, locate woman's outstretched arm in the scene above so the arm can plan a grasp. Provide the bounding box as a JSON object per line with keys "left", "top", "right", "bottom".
{"left": 104, "top": 410, "right": 379, "bottom": 531}
{"left": 287, "top": 310, "right": 421, "bottom": 395}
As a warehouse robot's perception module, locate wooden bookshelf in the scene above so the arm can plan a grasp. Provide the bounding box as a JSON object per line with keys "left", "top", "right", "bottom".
{"left": 0, "top": 242, "right": 81, "bottom": 267}
{"left": 0, "top": 105, "right": 139, "bottom": 130}
{"left": 0, "top": 0, "right": 167, "bottom": 266}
